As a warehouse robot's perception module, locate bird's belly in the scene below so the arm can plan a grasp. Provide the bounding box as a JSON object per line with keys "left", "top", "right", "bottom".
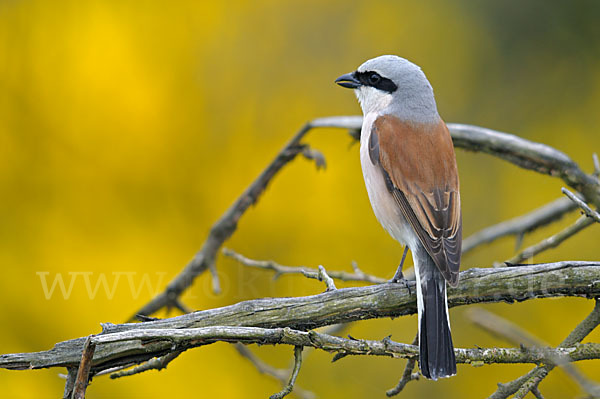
{"left": 359, "top": 127, "right": 416, "bottom": 249}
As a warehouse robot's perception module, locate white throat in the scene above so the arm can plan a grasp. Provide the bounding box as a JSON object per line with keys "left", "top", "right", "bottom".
{"left": 355, "top": 86, "right": 393, "bottom": 115}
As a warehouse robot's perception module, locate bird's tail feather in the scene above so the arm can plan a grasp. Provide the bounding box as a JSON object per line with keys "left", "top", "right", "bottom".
{"left": 415, "top": 251, "right": 456, "bottom": 380}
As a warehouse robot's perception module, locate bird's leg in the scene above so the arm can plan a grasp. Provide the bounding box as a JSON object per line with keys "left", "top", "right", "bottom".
{"left": 390, "top": 246, "right": 409, "bottom": 282}
{"left": 390, "top": 246, "right": 411, "bottom": 294}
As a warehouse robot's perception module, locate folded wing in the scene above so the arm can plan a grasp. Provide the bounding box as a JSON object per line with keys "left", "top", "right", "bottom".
{"left": 369, "top": 115, "right": 462, "bottom": 286}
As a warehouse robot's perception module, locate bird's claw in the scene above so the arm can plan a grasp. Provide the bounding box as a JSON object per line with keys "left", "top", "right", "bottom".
{"left": 389, "top": 272, "right": 412, "bottom": 295}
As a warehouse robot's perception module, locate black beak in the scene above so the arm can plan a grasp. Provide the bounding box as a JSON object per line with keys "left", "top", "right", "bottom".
{"left": 335, "top": 72, "right": 361, "bottom": 89}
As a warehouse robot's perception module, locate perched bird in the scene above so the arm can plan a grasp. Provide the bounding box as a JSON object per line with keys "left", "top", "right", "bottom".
{"left": 335, "top": 55, "right": 461, "bottom": 380}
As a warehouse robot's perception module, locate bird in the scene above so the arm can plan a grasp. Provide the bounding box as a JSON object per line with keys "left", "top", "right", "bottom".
{"left": 335, "top": 55, "right": 461, "bottom": 380}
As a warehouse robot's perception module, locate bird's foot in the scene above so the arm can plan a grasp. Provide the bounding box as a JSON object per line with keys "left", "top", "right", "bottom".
{"left": 389, "top": 272, "right": 412, "bottom": 295}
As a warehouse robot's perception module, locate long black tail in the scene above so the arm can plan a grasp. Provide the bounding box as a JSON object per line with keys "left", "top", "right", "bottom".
{"left": 415, "top": 248, "right": 456, "bottom": 380}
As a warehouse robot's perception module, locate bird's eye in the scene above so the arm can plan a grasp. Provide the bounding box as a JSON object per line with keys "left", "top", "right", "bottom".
{"left": 368, "top": 73, "right": 381, "bottom": 85}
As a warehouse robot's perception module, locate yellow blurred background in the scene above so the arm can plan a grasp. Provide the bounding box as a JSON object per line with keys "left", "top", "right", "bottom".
{"left": 1, "top": 0, "right": 600, "bottom": 397}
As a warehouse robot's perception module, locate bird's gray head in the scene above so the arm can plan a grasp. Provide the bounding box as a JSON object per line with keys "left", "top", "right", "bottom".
{"left": 336, "top": 55, "right": 439, "bottom": 123}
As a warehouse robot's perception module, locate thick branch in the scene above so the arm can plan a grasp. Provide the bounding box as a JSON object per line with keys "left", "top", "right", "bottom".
{"left": 90, "top": 328, "right": 600, "bottom": 366}
{"left": 2, "top": 262, "right": 599, "bottom": 374}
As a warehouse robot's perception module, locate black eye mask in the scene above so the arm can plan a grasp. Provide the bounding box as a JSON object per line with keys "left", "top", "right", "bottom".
{"left": 354, "top": 71, "right": 398, "bottom": 93}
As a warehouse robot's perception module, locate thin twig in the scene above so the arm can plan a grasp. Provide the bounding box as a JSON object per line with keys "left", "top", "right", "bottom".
{"left": 462, "top": 197, "right": 577, "bottom": 254}
{"left": 505, "top": 216, "right": 595, "bottom": 265}
{"left": 488, "top": 368, "right": 540, "bottom": 399}
{"left": 513, "top": 368, "right": 549, "bottom": 399}
{"left": 562, "top": 187, "right": 600, "bottom": 223}
{"left": 235, "top": 324, "right": 347, "bottom": 399}
{"left": 208, "top": 263, "right": 221, "bottom": 295}
{"left": 109, "top": 349, "right": 185, "bottom": 379}
{"left": 301, "top": 147, "right": 326, "bottom": 170}
{"left": 490, "top": 299, "right": 600, "bottom": 398}
{"left": 71, "top": 336, "right": 96, "bottom": 399}
{"left": 386, "top": 334, "right": 419, "bottom": 397}
{"left": 235, "top": 344, "right": 315, "bottom": 399}
{"left": 223, "top": 248, "right": 387, "bottom": 284}
{"left": 270, "top": 346, "right": 304, "bottom": 399}
{"left": 315, "top": 266, "right": 336, "bottom": 291}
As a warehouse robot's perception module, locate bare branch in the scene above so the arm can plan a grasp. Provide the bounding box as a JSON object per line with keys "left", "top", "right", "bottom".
{"left": 235, "top": 324, "right": 347, "bottom": 399}
{"left": 62, "top": 367, "right": 77, "bottom": 399}
{"left": 236, "top": 344, "right": 315, "bottom": 399}
{"left": 208, "top": 263, "right": 221, "bottom": 295}
{"left": 270, "top": 346, "right": 304, "bottom": 399}
{"left": 223, "top": 248, "right": 387, "bottom": 284}
{"left": 448, "top": 123, "right": 600, "bottom": 208}
{"left": 386, "top": 334, "right": 419, "bottom": 397}
{"left": 71, "top": 336, "right": 96, "bottom": 399}
{"left": 48, "top": 326, "right": 600, "bottom": 368}
{"left": 512, "top": 368, "right": 550, "bottom": 399}
{"left": 504, "top": 216, "right": 595, "bottom": 265}
{"left": 5, "top": 114, "right": 600, "bottom": 398}
{"left": 2, "top": 262, "right": 600, "bottom": 374}
{"left": 462, "top": 197, "right": 577, "bottom": 254}
{"left": 471, "top": 308, "right": 600, "bottom": 396}
{"left": 562, "top": 187, "right": 600, "bottom": 223}
{"left": 531, "top": 386, "right": 545, "bottom": 399}
{"left": 109, "top": 349, "right": 185, "bottom": 379}
{"left": 315, "top": 266, "right": 336, "bottom": 291}
{"left": 489, "top": 367, "right": 540, "bottom": 399}
{"left": 302, "top": 119, "right": 600, "bottom": 210}
{"left": 491, "top": 299, "right": 600, "bottom": 398}
{"left": 301, "top": 146, "right": 326, "bottom": 170}
{"left": 132, "top": 117, "right": 356, "bottom": 318}
{"left": 132, "top": 116, "right": 600, "bottom": 320}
